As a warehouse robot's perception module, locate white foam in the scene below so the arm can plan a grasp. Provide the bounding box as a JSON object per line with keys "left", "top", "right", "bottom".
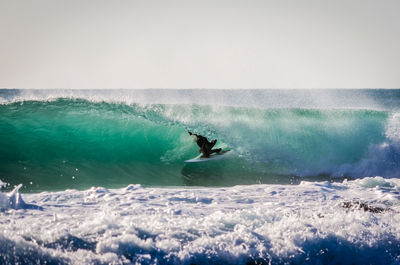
{"left": 0, "top": 184, "right": 27, "bottom": 210}
{"left": 1, "top": 178, "right": 400, "bottom": 264}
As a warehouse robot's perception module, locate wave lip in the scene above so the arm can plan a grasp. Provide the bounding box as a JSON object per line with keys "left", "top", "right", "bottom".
{"left": 1, "top": 89, "right": 400, "bottom": 111}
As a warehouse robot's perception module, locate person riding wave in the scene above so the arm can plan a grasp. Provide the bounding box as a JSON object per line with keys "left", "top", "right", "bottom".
{"left": 188, "top": 131, "right": 222, "bottom": 158}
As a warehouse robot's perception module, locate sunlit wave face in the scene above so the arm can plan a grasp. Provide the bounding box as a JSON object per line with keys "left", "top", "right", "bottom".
{"left": 192, "top": 135, "right": 198, "bottom": 142}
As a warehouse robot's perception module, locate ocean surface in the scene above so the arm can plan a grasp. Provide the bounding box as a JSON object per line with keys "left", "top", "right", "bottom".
{"left": 1, "top": 89, "right": 400, "bottom": 264}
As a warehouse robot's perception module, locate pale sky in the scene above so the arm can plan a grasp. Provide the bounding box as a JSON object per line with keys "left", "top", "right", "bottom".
{"left": 0, "top": 0, "right": 399, "bottom": 89}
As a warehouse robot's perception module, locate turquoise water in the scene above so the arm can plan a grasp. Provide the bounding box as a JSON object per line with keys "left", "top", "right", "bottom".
{"left": 2, "top": 89, "right": 400, "bottom": 265}
{"left": 1, "top": 90, "right": 399, "bottom": 192}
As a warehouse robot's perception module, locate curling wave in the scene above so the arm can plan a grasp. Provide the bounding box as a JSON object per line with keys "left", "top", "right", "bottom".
{"left": 1, "top": 97, "right": 399, "bottom": 191}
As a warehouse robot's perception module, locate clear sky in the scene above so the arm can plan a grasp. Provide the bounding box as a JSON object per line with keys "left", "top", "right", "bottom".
{"left": 0, "top": 0, "right": 399, "bottom": 89}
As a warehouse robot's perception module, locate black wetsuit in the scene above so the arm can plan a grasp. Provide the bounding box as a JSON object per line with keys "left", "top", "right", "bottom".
{"left": 189, "top": 132, "right": 221, "bottom": 157}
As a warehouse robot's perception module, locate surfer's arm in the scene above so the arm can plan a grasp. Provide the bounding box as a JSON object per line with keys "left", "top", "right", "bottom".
{"left": 188, "top": 131, "right": 200, "bottom": 137}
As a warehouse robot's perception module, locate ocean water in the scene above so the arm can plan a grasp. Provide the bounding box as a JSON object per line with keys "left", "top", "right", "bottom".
{"left": 1, "top": 89, "right": 400, "bottom": 264}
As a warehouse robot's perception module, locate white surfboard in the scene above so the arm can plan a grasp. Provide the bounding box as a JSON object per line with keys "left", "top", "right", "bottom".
{"left": 184, "top": 150, "right": 232, "bottom": 163}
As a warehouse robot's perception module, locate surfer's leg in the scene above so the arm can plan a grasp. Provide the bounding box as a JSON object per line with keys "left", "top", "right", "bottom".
{"left": 210, "top": 139, "right": 217, "bottom": 148}
{"left": 202, "top": 150, "right": 211, "bottom": 158}
{"left": 202, "top": 144, "right": 213, "bottom": 157}
{"left": 210, "top": 148, "right": 222, "bottom": 154}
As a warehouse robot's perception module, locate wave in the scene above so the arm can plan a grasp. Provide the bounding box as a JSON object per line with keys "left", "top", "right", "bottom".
{"left": 1, "top": 97, "right": 399, "bottom": 191}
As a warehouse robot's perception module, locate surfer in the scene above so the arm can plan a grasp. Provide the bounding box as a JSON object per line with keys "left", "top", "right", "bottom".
{"left": 188, "top": 131, "right": 221, "bottom": 158}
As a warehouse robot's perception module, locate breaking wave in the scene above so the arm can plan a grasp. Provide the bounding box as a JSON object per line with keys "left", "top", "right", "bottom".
{"left": 1, "top": 96, "right": 399, "bottom": 191}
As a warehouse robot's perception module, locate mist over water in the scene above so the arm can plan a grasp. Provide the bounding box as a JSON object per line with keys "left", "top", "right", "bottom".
{"left": 2, "top": 88, "right": 400, "bottom": 110}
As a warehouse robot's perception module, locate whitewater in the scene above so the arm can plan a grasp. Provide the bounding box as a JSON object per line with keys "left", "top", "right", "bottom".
{"left": 1, "top": 89, "right": 400, "bottom": 264}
